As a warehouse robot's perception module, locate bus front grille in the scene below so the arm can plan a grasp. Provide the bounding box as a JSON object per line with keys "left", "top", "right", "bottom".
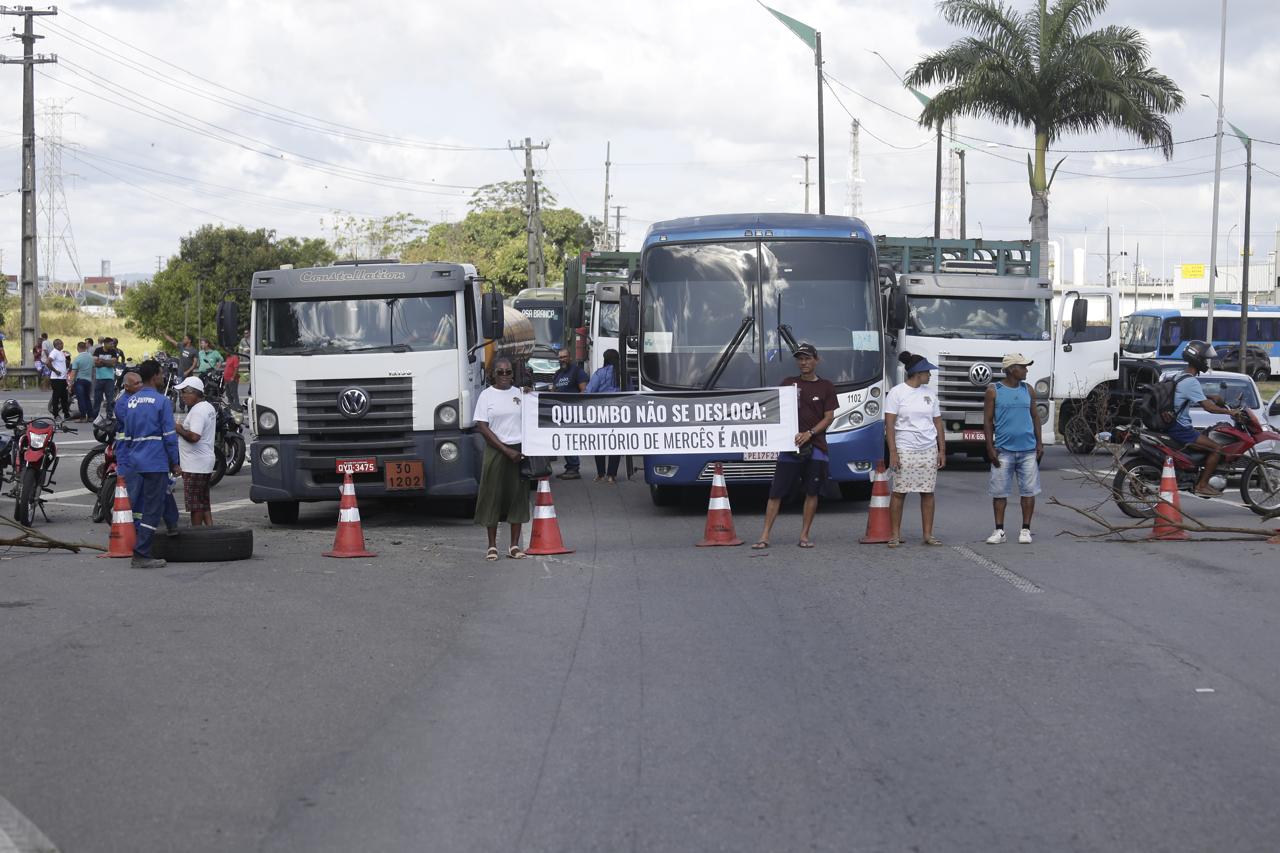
{"left": 696, "top": 461, "right": 777, "bottom": 481}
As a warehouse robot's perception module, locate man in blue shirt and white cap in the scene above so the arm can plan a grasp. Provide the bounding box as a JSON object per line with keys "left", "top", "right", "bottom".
{"left": 982, "top": 353, "right": 1043, "bottom": 544}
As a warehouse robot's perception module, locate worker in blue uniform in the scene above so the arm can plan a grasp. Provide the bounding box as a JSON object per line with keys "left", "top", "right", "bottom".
{"left": 120, "top": 360, "right": 181, "bottom": 568}
{"left": 114, "top": 370, "right": 179, "bottom": 546}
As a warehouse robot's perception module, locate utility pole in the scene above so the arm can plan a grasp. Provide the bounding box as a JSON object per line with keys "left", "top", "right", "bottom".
{"left": 1206, "top": 0, "right": 1228, "bottom": 339}
{"left": 847, "top": 120, "right": 862, "bottom": 218}
{"left": 958, "top": 149, "right": 967, "bottom": 239}
{"left": 509, "top": 137, "right": 550, "bottom": 288}
{"left": 1134, "top": 243, "right": 1141, "bottom": 314}
{"left": 797, "top": 154, "right": 813, "bottom": 213}
{"left": 602, "top": 141, "right": 612, "bottom": 251}
{"left": 1, "top": 5, "right": 58, "bottom": 368}
{"left": 933, "top": 125, "right": 943, "bottom": 239}
{"left": 613, "top": 205, "right": 626, "bottom": 253}
{"left": 1239, "top": 134, "right": 1252, "bottom": 356}
{"left": 815, "top": 32, "right": 825, "bottom": 214}
{"left": 1106, "top": 226, "right": 1111, "bottom": 286}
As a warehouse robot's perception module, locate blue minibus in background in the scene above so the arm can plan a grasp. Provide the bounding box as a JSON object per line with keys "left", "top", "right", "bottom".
{"left": 1122, "top": 305, "right": 1280, "bottom": 376}
{"left": 634, "top": 213, "right": 885, "bottom": 505}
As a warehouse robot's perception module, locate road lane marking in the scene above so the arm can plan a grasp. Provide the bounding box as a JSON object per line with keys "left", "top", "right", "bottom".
{"left": 212, "top": 498, "right": 256, "bottom": 512}
{"left": 0, "top": 793, "right": 60, "bottom": 852}
{"left": 951, "top": 544, "right": 1043, "bottom": 593}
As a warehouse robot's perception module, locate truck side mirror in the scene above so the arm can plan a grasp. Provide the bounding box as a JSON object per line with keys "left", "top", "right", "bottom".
{"left": 1070, "top": 299, "right": 1088, "bottom": 334}
{"left": 619, "top": 292, "right": 639, "bottom": 339}
{"left": 568, "top": 301, "right": 584, "bottom": 329}
{"left": 216, "top": 300, "right": 239, "bottom": 351}
{"left": 886, "top": 287, "right": 907, "bottom": 331}
{"left": 481, "top": 292, "right": 504, "bottom": 340}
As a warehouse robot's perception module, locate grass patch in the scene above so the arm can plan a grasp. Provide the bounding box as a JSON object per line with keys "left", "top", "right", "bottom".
{"left": 2, "top": 310, "right": 162, "bottom": 362}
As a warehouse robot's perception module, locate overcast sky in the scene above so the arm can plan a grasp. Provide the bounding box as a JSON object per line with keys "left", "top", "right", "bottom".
{"left": 2, "top": 0, "right": 1278, "bottom": 285}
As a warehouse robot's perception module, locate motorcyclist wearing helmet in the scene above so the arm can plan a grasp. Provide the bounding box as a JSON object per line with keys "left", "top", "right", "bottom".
{"left": 1166, "top": 340, "right": 1238, "bottom": 497}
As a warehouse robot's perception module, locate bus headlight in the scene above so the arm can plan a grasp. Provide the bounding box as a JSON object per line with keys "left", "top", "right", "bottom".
{"left": 870, "top": 386, "right": 881, "bottom": 398}
{"left": 439, "top": 441, "right": 459, "bottom": 462}
{"left": 1035, "top": 379, "right": 1051, "bottom": 396}
{"left": 864, "top": 400, "right": 880, "bottom": 417}
{"left": 260, "top": 446, "right": 280, "bottom": 468}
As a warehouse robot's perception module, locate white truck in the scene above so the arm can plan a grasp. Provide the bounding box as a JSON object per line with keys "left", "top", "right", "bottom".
{"left": 879, "top": 237, "right": 1118, "bottom": 454}
{"left": 236, "top": 260, "right": 531, "bottom": 524}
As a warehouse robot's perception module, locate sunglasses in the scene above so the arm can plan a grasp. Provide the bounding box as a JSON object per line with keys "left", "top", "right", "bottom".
{"left": 494, "top": 369, "right": 513, "bottom": 376}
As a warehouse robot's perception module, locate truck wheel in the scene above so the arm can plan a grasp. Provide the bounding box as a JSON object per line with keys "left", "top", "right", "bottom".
{"left": 649, "top": 484, "right": 680, "bottom": 507}
{"left": 267, "top": 500, "right": 300, "bottom": 525}
{"left": 151, "top": 524, "right": 253, "bottom": 562}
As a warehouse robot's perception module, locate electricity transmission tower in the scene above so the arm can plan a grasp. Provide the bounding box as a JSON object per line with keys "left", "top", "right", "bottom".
{"left": 39, "top": 99, "right": 82, "bottom": 296}
{"left": 847, "top": 119, "right": 863, "bottom": 218}
{"left": 942, "top": 117, "right": 960, "bottom": 239}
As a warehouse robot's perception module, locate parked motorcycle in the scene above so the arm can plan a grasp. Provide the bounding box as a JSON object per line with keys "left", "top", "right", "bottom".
{"left": 0, "top": 399, "right": 77, "bottom": 526}
{"left": 197, "top": 369, "right": 245, "bottom": 480}
{"left": 1111, "top": 408, "right": 1280, "bottom": 518}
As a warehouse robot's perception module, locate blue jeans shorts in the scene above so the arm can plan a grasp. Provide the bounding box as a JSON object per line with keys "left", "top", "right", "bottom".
{"left": 988, "top": 449, "right": 1042, "bottom": 498}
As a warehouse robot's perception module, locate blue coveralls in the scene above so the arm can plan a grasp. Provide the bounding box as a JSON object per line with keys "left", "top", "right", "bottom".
{"left": 114, "top": 392, "right": 179, "bottom": 539}
{"left": 118, "top": 387, "right": 180, "bottom": 557}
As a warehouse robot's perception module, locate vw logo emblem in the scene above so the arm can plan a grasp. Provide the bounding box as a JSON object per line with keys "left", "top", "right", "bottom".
{"left": 968, "top": 362, "right": 992, "bottom": 387}
{"left": 338, "top": 387, "right": 371, "bottom": 419}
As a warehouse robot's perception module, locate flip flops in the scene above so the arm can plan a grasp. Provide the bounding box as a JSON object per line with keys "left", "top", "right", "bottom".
{"left": 798, "top": 541, "right": 815, "bottom": 549}
{"left": 485, "top": 546, "right": 499, "bottom": 561}
{"left": 508, "top": 546, "right": 528, "bottom": 560}
{"left": 751, "top": 541, "right": 770, "bottom": 550}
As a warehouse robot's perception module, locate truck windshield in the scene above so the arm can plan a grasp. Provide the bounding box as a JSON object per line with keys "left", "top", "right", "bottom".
{"left": 642, "top": 240, "right": 878, "bottom": 389}
{"left": 258, "top": 293, "right": 457, "bottom": 354}
{"left": 907, "top": 296, "right": 1049, "bottom": 341}
{"left": 516, "top": 304, "right": 564, "bottom": 349}
{"left": 1122, "top": 314, "right": 1162, "bottom": 354}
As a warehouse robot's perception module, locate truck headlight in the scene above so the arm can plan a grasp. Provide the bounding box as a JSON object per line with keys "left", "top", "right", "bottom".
{"left": 1035, "top": 379, "right": 1051, "bottom": 396}
{"left": 437, "top": 404, "right": 458, "bottom": 427}
{"left": 258, "top": 409, "right": 278, "bottom": 432}
{"left": 260, "top": 446, "right": 280, "bottom": 467}
{"left": 439, "top": 441, "right": 459, "bottom": 462}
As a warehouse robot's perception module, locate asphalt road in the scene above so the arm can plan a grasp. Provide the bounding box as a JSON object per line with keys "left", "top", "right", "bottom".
{"left": 3, "top": 389, "right": 1280, "bottom": 852}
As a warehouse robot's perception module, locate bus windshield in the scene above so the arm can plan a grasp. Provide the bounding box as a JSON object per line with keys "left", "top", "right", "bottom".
{"left": 642, "top": 240, "right": 878, "bottom": 389}
{"left": 516, "top": 304, "right": 564, "bottom": 349}
{"left": 257, "top": 294, "right": 457, "bottom": 354}
{"left": 1122, "top": 314, "right": 1162, "bottom": 354}
{"left": 906, "top": 296, "right": 1050, "bottom": 341}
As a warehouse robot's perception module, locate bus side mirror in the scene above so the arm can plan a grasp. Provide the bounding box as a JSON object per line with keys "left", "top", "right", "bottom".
{"left": 878, "top": 263, "right": 896, "bottom": 289}
{"left": 216, "top": 300, "right": 239, "bottom": 351}
{"left": 1070, "top": 299, "right": 1088, "bottom": 334}
{"left": 481, "top": 292, "right": 504, "bottom": 340}
{"left": 619, "top": 292, "right": 639, "bottom": 339}
{"left": 886, "top": 287, "right": 907, "bottom": 331}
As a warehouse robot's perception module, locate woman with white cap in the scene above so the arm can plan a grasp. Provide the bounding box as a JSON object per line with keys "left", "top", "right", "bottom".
{"left": 883, "top": 351, "right": 946, "bottom": 547}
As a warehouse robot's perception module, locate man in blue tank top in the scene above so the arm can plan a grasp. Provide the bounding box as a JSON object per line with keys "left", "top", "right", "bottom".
{"left": 982, "top": 353, "right": 1043, "bottom": 544}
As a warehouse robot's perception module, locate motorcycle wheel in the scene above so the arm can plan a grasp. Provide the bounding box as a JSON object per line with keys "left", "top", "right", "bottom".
{"left": 15, "top": 466, "right": 39, "bottom": 527}
{"left": 1112, "top": 457, "right": 1163, "bottom": 519}
{"left": 80, "top": 443, "right": 108, "bottom": 493}
{"left": 92, "top": 473, "right": 117, "bottom": 523}
{"left": 1239, "top": 453, "right": 1280, "bottom": 517}
{"left": 224, "top": 434, "right": 246, "bottom": 476}
{"left": 209, "top": 444, "right": 227, "bottom": 488}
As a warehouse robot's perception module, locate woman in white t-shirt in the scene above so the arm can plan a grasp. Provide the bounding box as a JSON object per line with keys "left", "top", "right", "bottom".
{"left": 883, "top": 351, "right": 946, "bottom": 547}
{"left": 473, "top": 356, "right": 531, "bottom": 560}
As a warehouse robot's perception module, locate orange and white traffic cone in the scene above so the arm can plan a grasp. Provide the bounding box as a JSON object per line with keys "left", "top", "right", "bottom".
{"left": 1149, "top": 456, "right": 1190, "bottom": 541}
{"left": 323, "top": 472, "right": 377, "bottom": 558}
{"left": 697, "top": 462, "right": 743, "bottom": 547}
{"left": 526, "top": 479, "right": 573, "bottom": 555}
{"left": 99, "top": 477, "right": 136, "bottom": 559}
{"left": 860, "top": 462, "right": 893, "bottom": 544}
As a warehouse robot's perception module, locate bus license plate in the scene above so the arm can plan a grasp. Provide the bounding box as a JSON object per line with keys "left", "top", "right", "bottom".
{"left": 336, "top": 457, "right": 377, "bottom": 474}
{"left": 385, "top": 460, "right": 425, "bottom": 491}
{"left": 961, "top": 430, "right": 986, "bottom": 441}
{"left": 744, "top": 451, "right": 778, "bottom": 461}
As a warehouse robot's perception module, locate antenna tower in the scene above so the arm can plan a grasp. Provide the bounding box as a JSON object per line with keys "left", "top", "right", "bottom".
{"left": 847, "top": 119, "right": 863, "bottom": 218}
{"left": 38, "top": 99, "right": 82, "bottom": 295}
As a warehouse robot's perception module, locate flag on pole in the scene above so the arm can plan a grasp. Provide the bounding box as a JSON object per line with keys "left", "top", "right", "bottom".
{"left": 1227, "top": 120, "right": 1250, "bottom": 146}
{"left": 759, "top": 2, "right": 817, "bottom": 51}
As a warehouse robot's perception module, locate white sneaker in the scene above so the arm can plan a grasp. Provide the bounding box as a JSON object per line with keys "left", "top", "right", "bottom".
{"left": 1018, "top": 528, "right": 1033, "bottom": 544}
{"left": 985, "top": 529, "right": 1007, "bottom": 544}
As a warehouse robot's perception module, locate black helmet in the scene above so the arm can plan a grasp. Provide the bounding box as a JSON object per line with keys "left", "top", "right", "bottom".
{"left": 1182, "top": 339, "right": 1217, "bottom": 372}
{"left": 1, "top": 399, "right": 22, "bottom": 428}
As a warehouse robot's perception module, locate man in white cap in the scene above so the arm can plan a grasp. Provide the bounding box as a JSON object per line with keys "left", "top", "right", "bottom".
{"left": 173, "top": 376, "right": 217, "bottom": 526}
{"left": 982, "top": 353, "right": 1043, "bottom": 544}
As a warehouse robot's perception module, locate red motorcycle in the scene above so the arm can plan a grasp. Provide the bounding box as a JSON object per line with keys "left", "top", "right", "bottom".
{"left": 1112, "top": 409, "right": 1280, "bottom": 518}
{"left": 0, "top": 400, "right": 76, "bottom": 526}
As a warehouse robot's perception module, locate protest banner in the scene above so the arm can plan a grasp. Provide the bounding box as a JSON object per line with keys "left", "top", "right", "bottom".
{"left": 521, "top": 388, "right": 800, "bottom": 456}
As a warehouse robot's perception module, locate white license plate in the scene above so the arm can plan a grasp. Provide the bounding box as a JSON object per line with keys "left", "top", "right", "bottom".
{"left": 744, "top": 452, "right": 779, "bottom": 461}
{"left": 961, "top": 430, "right": 986, "bottom": 442}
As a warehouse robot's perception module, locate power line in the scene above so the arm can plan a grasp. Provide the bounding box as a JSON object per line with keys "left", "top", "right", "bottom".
{"left": 821, "top": 77, "right": 930, "bottom": 151}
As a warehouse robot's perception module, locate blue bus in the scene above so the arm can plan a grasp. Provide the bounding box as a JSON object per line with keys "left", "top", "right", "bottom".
{"left": 1121, "top": 305, "right": 1280, "bottom": 376}
{"left": 636, "top": 213, "right": 885, "bottom": 505}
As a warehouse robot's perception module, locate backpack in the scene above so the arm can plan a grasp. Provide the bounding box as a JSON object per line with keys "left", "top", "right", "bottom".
{"left": 1137, "top": 372, "right": 1193, "bottom": 430}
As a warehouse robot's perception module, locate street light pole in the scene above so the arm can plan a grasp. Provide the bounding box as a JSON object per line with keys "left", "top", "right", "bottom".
{"left": 1206, "top": 0, "right": 1228, "bottom": 339}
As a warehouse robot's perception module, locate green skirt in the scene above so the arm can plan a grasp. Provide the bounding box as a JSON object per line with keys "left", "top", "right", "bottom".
{"left": 474, "top": 444, "right": 531, "bottom": 527}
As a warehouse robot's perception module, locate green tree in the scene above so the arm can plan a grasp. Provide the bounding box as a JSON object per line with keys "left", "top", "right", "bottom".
{"left": 322, "top": 211, "right": 431, "bottom": 260}
{"left": 119, "top": 225, "right": 335, "bottom": 345}
{"left": 906, "top": 0, "right": 1183, "bottom": 271}
{"left": 469, "top": 181, "right": 557, "bottom": 213}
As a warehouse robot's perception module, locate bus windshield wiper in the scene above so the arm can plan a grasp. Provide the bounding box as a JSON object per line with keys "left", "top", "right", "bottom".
{"left": 777, "top": 323, "right": 800, "bottom": 355}
{"left": 346, "top": 343, "right": 412, "bottom": 353}
{"left": 703, "top": 316, "right": 754, "bottom": 390}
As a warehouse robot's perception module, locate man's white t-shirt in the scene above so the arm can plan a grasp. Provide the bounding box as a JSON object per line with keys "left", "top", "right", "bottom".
{"left": 179, "top": 399, "right": 217, "bottom": 473}
{"left": 473, "top": 386, "right": 525, "bottom": 445}
{"left": 47, "top": 348, "right": 67, "bottom": 379}
{"left": 884, "top": 382, "right": 942, "bottom": 452}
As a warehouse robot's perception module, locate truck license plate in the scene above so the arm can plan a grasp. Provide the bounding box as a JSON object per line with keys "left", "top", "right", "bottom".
{"left": 336, "top": 457, "right": 377, "bottom": 474}
{"left": 385, "top": 460, "right": 425, "bottom": 491}
{"left": 744, "top": 451, "right": 778, "bottom": 461}
{"left": 961, "top": 430, "right": 986, "bottom": 441}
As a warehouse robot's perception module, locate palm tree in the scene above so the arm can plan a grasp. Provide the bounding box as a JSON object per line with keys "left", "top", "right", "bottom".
{"left": 906, "top": 0, "right": 1184, "bottom": 273}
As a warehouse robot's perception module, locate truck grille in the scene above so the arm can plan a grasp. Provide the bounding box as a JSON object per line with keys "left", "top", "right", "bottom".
{"left": 935, "top": 354, "right": 1005, "bottom": 419}
{"left": 295, "top": 377, "right": 414, "bottom": 472}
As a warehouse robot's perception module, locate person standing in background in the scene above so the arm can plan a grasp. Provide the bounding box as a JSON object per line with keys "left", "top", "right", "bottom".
{"left": 585, "top": 348, "right": 624, "bottom": 483}
{"left": 46, "top": 338, "right": 71, "bottom": 419}
{"left": 69, "top": 340, "right": 96, "bottom": 421}
{"left": 884, "top": 351, "right": 946, "bottom": 547}
{"left": 173, "top": 376, "right": 216, "bottom": 527}
{"left": 196, "top": 338, "right": 223, "bottom": 376}
{"left": 551, "top": 348, "right": 588, "bottom": 480}
{"left": 473, "top": 357, "right": 530, "bottom": 560}
{"left": 92, "top": 336, "right": 122, "bottom": 414}
{"left": 222, "top": 350, "right": 241, "bottom": 408}
{"left": 120, "top": 360, "right": 180, "bottom": 568}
